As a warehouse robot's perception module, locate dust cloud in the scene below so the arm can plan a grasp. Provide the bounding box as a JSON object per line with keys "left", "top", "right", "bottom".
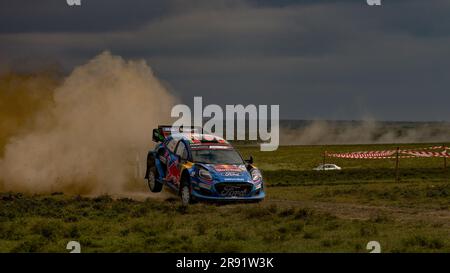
{"left": 281, "top": 119, "right": 450, "bottom": 145}
{"left": 0, "top": 52, "right": 177, "bottom": 195}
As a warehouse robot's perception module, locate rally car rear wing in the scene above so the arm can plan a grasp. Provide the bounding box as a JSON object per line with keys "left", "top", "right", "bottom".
{"left": 152, "top": 125, "right": 203, "bottom": 142}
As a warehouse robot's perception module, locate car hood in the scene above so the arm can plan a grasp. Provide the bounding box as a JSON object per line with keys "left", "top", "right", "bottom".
{"left": 197, "top": 163, "right": 252, "bottom": 182}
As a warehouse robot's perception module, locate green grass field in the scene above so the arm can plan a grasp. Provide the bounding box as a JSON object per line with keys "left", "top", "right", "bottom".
{"left": 1, "top": 143, "right": 449, "bottom": 253}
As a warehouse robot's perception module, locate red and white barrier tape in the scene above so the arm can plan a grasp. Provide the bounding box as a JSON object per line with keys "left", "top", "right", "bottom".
{"left": 404, "top": 151, "right": 450, "bottom": 158}
{"left": 326, "top": 146, "right": 449, "bottom": 159}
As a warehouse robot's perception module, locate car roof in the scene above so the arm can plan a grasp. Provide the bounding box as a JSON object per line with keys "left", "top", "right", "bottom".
{"left": 169, "top": 133, "right": 231, "bottom": 146}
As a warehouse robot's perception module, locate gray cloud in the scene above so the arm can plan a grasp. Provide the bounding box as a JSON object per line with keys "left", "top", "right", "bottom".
{"left": 1, "top": 0, "right": 450, "bottom": 121}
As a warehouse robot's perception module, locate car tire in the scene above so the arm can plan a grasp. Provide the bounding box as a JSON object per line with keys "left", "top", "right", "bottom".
{"left": 180, "top": 177, "right": 197, "bottom": 206}
{"left": 180, "top": 183, "right": 192, "bottom": 206}
{"left": 147, "top": 166, "right": 163, "bottom": 193}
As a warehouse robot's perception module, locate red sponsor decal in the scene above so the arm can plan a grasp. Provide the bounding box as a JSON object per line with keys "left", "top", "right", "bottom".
{"left": 166, "top": 160, "right": 181, "bottom": 184}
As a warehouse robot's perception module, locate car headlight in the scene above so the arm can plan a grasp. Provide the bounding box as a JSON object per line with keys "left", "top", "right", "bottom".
{"left": 251, "top": 169, "right": 262, "bottom": 183}
{"left": 199, "top": 168, "right": 213, "bottom": 181}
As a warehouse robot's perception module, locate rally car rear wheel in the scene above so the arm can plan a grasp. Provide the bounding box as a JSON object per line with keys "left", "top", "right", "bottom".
{"left": 147, "top": 166, "right": 163, "bottom": 193}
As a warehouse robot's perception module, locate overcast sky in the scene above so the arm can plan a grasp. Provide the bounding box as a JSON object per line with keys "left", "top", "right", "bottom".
{"left": 1, "top": 0, "right": 450, "bottom": 121}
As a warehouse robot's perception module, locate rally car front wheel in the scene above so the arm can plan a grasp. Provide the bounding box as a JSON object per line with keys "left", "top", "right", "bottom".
{"left": 147, "top": 166, "right": 163, "bottom": 193}
{"left": 180, "top": 184, "right": 192, "bottom": 206}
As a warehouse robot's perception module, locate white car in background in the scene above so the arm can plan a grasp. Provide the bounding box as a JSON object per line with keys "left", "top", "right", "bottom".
{"left": 313, "top": 164, "right": 342, "bottom": 171}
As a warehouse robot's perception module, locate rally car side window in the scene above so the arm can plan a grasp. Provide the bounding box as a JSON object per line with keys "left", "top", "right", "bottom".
{"left": 175, "top": 141, "right": 188, "bottom": 161}
{"left": 166, "top": 139, "right": 178, "bottom": 153}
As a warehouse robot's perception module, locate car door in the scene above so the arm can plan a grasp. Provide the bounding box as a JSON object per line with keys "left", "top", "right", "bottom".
{"left": 166, "top": 140, "right": 188, "bottom": 189}
{"left": 174, "top": 141, "right": 189, "bottom": 186}
{"left": 164, "top": 139, "right": 179, "bottom": 187}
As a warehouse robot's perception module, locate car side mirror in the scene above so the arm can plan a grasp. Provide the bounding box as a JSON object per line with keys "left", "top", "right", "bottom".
{"left": 245, "top": 156, "right": 254, "bottom": 165}
{"left": 152, "top": 129, "right": 163, "bottom": 142}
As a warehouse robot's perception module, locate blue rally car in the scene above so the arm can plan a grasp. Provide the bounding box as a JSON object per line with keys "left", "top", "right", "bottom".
{"left": 145, "top": 126, "right": 265, "bottom": 206}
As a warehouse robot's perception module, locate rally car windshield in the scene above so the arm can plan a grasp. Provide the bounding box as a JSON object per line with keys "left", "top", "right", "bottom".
{"left": 191, "top": 149, "right": 244, "bottom": 165}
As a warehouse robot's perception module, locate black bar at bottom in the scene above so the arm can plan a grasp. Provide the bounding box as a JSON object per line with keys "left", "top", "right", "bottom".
{"left": 0, "top": 253, "right": 446, "bottom": 272}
